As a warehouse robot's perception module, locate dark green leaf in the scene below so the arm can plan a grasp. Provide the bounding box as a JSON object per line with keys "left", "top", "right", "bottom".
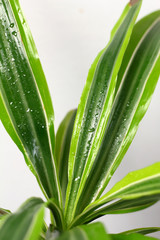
{"left": 55, "top": 110, "right": 76, "bottom": 203}
{"left": 47, "top": 199, "right": 65, "bottom": 232}
{"left": 65, "top": 1, "right": 142, "bottom": 225}
{"left": 75, "top": 13, "right": 160, "bottom": 213}
{"left": 0, "top": 198, "right": 45, "bottom": 240}
{"left": 0, "top": 0, "right": 62, "bottom": 205}
{"left": 115, "top": 10, "right": 160, "bottom": 94}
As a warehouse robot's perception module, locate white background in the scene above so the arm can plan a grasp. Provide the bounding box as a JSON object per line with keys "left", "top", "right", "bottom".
{"left": 0, "top": 0, "right": 160, "bottom": 237}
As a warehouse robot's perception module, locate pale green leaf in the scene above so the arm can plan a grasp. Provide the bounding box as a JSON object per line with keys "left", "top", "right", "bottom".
{"left": 72, "top": 163, "right": 160, "bottom": 226}
{"left": 0, "top": 198, "right": 45, "bottom": 240}
{"left": 110, "top": 233, "right": 158, "bottom": 240}
{"left": 55, "top": 110, "right": 76, "bottom": 203}
{"left": 121, "top": 227, "right": 160, "bottom": 235}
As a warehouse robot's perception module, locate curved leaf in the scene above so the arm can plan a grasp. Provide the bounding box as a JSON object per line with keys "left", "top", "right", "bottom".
{"left": 71, "top": 196, "right": 158, "bottom": 227}
{"left": 0, "top": 0, "right": 61, "bottom": 204}
{"left": 96, "top": 162, "right": 160, "bottom": 203}
{"left": 83, "top": 196, "right": 159, "bottom": 225}
{"left": 0, "top": 198, "right": 45, "bottom": 240}
{"left": 115, "top": 10, "right": 160, "bottom": 94}
{"left": 0, "top": 208, "right": 11, "bottom": 218}
{"left": 65, "top": 1, "right": 142, "bottom": 224}
{"left": 110, "top": 233, "right": 158, "bottom": 240}
{"left": 71, "top": 163, "right": 160, "bottom": 226}
{"left": 121, "top": 227, "right": 160, "bottom": 235}
{"left": 55, "top": 222, "right": 109, "bottom": 240}
{"left": 75, "top": 14, "right": 160, "bottom": 213}
{"left": 55, "top": 110, "right": 76, "bottom": 203}
{"left": 47, "top": 199, "right": 65, "bottom": 232}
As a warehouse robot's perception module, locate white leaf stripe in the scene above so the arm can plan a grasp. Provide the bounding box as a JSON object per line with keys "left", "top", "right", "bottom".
{"left": 65, "top": 2, "right": 141, "bottom": 223}
{"left": 74, "top": 18, "right": 160, "bottom": 211}
{"left": 80, "top": 163, "right": 160, "bottom": 219}
{"left": 0, "top": 0, "right": 62, "bottom": 204}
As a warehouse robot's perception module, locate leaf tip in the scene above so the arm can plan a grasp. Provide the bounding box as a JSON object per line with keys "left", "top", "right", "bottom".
{"left": 129, "top": 0, "right": 140, "bottom": 6}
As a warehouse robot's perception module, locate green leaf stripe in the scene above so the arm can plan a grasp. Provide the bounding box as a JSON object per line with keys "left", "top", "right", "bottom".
{"left": 71, "top": 163, "right": 160, "bottom": 226}
{"left": 0, "top": 0, "right": 61, "bottom": 205}
{"left": 99, "top": 162, "right": 160, "bottom": 203}
{"left": 75, "top": 14, "right": 160, "bottom": 213}
{"left": 65, "top": 1, "right": 142, "bottom": 224}
{"left": 0, "top": 198, "right": 45, "bottom": 240}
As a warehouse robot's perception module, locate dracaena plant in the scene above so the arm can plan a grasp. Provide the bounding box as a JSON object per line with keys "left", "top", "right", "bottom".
{"left": 0, "top": 0, "right": 160, "bottom": 239}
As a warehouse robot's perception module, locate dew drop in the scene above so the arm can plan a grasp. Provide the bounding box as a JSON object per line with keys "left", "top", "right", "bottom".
{"left": 26, "top": 108, "right": 30, "bottom": 112}
{"left": 10, "top": 102, "right": 13, "bottom": 105}
{"left": 88, "top": 127, "right": 95, "bottom": 133}
{"left": 10, "top": 23, "right": 14, "bottom": 28}
{"left": 75, "top": 176, "right": 80, "bottom": 182}
{"left": 12, "top": 31, "right": 17, "bottom": 36}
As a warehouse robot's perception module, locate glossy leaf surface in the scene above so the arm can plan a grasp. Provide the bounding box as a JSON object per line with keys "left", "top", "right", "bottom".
{"left": 97, "top": 162, "right": 160, "bottom": 203}
{"left": 73, "top": 163, "right": 160, "bottom": 225}
{"left": 0, "top": 198, "right": 45, "bottom": 240}
{"left": 82, "top": 195, "right": 159, "bottom": 225}
{"left": 0, "top": 0, "right": 61, "bottom": 204}
{"left": 75, "top": 14, "right": 160, "bottom": 213}
{"left": 47, "top": 199, "right": 65, "bottom": 232}
{"left": 55, "top": 110, "right": 76, "bottom": 202}
{"left": 115, "top": 10, "right": 160, "bottom": 94}
{"left": 65, "top": 1, "right": 142, "bottom": 224}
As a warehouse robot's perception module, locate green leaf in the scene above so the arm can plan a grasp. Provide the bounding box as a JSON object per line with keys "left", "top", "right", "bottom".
{"left": 0, "top": 0, "right": 62, "bottom": 204}
{"left": 55, "top": 110, "right": 76, "bottom": 203}
{"left": 73, "top": 163, "right": 160, "bottom": 225}
{"left": 121, "top": 227, "right": 160, "bottom": 235}
{"left": 0, "top": 198, "right": 45, "bottom": 240}
{"left": 115, "top": 10, "right": 160, "bottom": 94}
{"left": 72, "top": 196, "right": 158, "bottom": 226}
{"left": 0, "top": 208, "right": 11, "bottom": 228}
{"left": 110, "top": 233, "right": 158, "bottom": 240}
{"left": 55, "top": 222, "right": 110, "bottom": 240}
{"left": 0, "top": 208, "right": 11, "bottom": 218}
{"left": 47, "top": 199, "right": 65, "bottom": 232}
{"left": 74, "top": 12, "right": 160, "bottom": 213}
{"left": 98, "top": 162, "right": 160, "bottom": 202}
{"left": 65, "top": 1, "right": 142, "bottom": 224}
{"left": 83, "top": 196, "right": 159, "bottom": 225}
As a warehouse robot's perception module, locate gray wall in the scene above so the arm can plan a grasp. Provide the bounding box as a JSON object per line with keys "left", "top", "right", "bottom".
{"left": 0, "top": 0, "right": 160, "bottom": 237}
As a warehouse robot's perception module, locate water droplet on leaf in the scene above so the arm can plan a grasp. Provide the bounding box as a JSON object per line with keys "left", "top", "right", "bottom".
{"left": 10, "top": 23, "right": 14, "bottom": 28}
{"left": 12, "top": 31, "right": 17, "bottom": 36}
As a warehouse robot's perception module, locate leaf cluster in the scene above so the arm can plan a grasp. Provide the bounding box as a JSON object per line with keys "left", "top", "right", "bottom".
{"left": 0, "top": 0, "right": 160, "bottom": 239}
